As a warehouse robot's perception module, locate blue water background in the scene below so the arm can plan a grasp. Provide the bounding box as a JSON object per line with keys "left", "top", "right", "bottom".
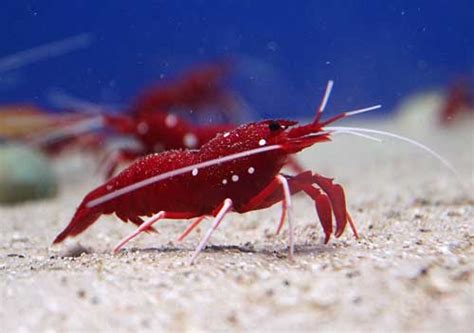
{"left": 0, "top": 0, "right": 472, "bottom": 119}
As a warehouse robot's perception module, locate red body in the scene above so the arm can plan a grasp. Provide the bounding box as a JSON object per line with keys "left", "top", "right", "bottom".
{"left": 53, "top": 112, "right": 351, "bottom": 244}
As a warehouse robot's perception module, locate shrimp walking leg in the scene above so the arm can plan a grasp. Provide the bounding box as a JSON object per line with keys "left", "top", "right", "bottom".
{"left": 346, "top": 212, "right": 359, "bottom": 238}
{"left": 177, "top": 216, "right": 206, "bottom": 241}
{"left": 190, "top": 199, "right": 233, "bottom": 265}
{"left": 113, "top": 211, "right": 166, "bottom": 252}
{"left": 276, "top": 175, "right": 294, "bottom": 259}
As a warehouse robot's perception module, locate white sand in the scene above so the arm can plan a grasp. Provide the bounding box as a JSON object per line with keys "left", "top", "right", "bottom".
{"left": 1, "top": 112, "right": 473, "bottom": 332}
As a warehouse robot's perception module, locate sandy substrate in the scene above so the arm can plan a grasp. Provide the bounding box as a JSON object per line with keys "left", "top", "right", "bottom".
{"left": 1, "top": 115, "right": 473, "bottom": 332}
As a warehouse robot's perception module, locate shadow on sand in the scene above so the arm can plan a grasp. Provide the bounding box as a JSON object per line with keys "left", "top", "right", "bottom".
{"left": 118, "top": 242, "right": 336, "bottom": 258}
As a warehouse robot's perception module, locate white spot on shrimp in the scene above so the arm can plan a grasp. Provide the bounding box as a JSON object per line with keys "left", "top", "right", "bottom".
{"left": 258, "top": 139, "right": 266, "bottom": 146}
{"left": 248, "top": 167, "right": 255, "bottom": 174}
{"left": 106, "top": 185, "right": 113, "bottom": 191}
{"left": 223, "top": 132, "right": 230, "bottom": 138}
{"left": 183, "top": 133, "right": 198, "bottom": 148}
{"left": 137, "top": 122, "right": 149, "bottom": 134}
{"left": 232, "top": 175, "right": 239, "bottom": 182}
{"left": 192, "top": 168, "right": 198, "bottom": 176}
{"left": 222, "top": 179, "right": 228, "bottom": 185}
{"left": 165, "top": 114, "right": 178, "bottom": 128}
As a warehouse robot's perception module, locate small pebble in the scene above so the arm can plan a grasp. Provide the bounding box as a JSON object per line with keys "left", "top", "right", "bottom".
{"left": 59, "top": 244, "right": 92, "bottom": 258}
{"left": 0, "top": 144, "right": 57, "bottom": 204}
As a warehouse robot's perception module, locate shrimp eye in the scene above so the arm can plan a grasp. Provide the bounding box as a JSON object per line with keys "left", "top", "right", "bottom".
{"left": 268, "top": 121, "right": 281, "bottom": 132}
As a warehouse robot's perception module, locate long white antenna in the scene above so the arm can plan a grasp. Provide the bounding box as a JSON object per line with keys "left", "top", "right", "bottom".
{"left": 0, "top": 33, "right": 94, "bottom": 73}
{"left": 318, "top": 80, "right": 334, "bottom": 114}
{"left": 344, "top": 104, "right": 382, "bottom": 116}
{"left": 325, "top": 126, "right": 460, "bottom": 177}
{"left": 332, "top": 130, "right": 383, "bottom": 143}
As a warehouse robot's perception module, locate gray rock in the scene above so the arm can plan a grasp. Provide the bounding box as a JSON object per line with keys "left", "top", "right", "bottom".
{"left": 0, "top": 144, "right": 57, "bottom": 204}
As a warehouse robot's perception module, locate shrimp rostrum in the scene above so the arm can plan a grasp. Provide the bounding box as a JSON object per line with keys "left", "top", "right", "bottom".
{"left": 53, "top": 81, "right": 451, "bottom": 264}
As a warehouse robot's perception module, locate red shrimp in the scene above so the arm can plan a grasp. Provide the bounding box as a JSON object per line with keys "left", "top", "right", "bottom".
{"left": 439, "top": 78, "right": 473, "bottom": 126}
{"left": 98, "top": 60, "right": 240, "bottom": 176}
{"left": 31, "top": 61, "right": 240, "bottom": 176}
{"left": 53, "top": 81, "right": 452, "bottom": 264}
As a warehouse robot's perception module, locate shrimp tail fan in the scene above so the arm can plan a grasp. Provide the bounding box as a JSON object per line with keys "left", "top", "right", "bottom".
{"left": 52, "top": 186, "right": 108, "bottom": 244}
{"left": 53, "top": 197, "right": 102, "bottom": 244}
